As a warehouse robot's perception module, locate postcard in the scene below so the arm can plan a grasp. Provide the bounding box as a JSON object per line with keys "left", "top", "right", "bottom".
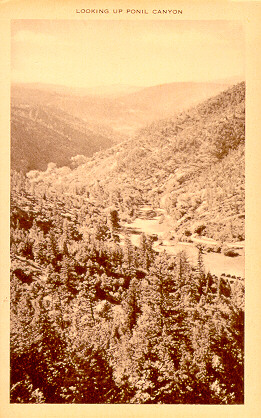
{"left": 1, "top": 0, "right": 261, "bottom": 417}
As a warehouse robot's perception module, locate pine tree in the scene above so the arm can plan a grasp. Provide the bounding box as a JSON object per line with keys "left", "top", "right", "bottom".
{"left": 123, "top": 278, "right": 140, "bottom": 333}
{"left": 46, "top": 231, "right": 59, "bottom": 267}
{"left": 123, "top": 234, "right": 134, "bottom": 269}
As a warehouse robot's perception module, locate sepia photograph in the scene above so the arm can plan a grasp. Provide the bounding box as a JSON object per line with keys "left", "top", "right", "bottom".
{"left": 9, "top": 18, "right": 246, "bottom": 405}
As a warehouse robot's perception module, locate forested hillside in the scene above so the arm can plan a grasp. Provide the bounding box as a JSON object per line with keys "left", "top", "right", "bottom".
{"left": 30, "top": 82, "right": 245, "bottom": 243}
{"left": 11, "top": 104, "right": 120, "bottom": 173}
{"left": 10, "top": 171, "right": 244, "bottom": 404}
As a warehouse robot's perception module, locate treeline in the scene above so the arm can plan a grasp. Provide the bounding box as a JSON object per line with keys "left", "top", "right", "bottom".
{"left": 10, "top": 172, "right": 244, "bottom": 403}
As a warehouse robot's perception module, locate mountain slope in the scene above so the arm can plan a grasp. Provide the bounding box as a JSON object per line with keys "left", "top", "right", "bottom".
{"left": 29, "top": 82, "right": 245, "bottom": 242}
{"left": 11, "top": 104, "right": 119, "bottom": 173}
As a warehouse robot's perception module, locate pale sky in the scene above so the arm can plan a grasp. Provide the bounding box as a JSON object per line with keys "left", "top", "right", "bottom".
{"left": 11, "top": 20, "right": 245, "bottom": 88}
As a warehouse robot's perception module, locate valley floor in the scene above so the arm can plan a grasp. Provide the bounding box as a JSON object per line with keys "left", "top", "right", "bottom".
{"left": 121, "top": 205, "right": 245, "bottom": 278}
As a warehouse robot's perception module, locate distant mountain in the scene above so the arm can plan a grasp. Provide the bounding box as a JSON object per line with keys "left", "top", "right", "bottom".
{"left": 12, "top": 81, "right": 232, "bottom": 136}
{"left": 81, "top": 84, "right": 144, "bottom": 97}
{"left": 213, "top": 75, "right": 244, "bottom": 85}
{"left": 11, "top": 82, "right": 143, "bottom": 98}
